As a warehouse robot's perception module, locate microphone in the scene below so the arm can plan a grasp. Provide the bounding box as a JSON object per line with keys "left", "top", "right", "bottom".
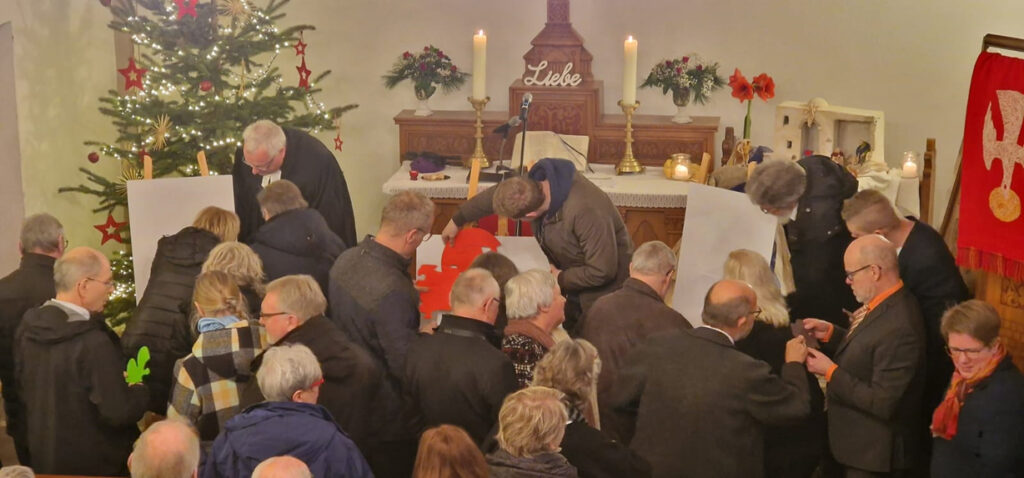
{"left": 492, "top": 116, "right": 522, "bottom": 137}
{"left": 518, "top": 92, "right": 533, "bottom": 121}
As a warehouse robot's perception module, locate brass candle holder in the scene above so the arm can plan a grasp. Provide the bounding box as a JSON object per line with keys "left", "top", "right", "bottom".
{"left": 616, "top": 99, "right": 644, "bottom": 175}
{"left": 467, "top": 96, "right": 491, "bottom": 169}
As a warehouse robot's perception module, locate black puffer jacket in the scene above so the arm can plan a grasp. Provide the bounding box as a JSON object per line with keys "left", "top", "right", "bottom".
{"left": 249, "top": 208, "right": 345, "bottom": 294}
{"left": 122, "top": 226, "right": 220, "bottom": 413}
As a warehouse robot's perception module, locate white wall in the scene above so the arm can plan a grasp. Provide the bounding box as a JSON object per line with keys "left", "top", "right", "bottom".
{"left": 4, "top": 0, "right": 1024, "bottom": 246}
{"left": 0, "top": 22, "right": 25, "bottom": 273}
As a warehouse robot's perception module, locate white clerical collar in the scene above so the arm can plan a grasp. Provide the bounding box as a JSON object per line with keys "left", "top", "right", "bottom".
{"left": 698, "top": 325, "right": 735, "bottom": 345}
{"left": 261, "top": 170, "right": 282, "bottom": 188}
{"left": 46, "top": 299, "right": 91, "bottom": 322}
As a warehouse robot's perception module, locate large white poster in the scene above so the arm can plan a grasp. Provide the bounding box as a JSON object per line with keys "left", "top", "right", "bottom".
{"left": 127, "top": 175, "right": 234, "bottom": 302}
{"left": 672, "top": 184, "right": 778, "bottom": 327}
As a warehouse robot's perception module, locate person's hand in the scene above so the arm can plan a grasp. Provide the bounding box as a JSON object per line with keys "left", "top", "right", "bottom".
{"left": 802, "top": 318, "right": 832, "bottom": 340}
{"left": 784, "top": 336, "right": 808, "bottom": 363}
{"left": 805, "top": 348, "right": 836, "bottom": 376}
{"left": 441, "top": 219, "right": 459, "bottom": 246}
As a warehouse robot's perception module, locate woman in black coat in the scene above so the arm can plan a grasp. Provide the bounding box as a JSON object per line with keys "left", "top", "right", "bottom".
{"left": 121, "top": 206, "right": 238, "bottom": 413}
{"left": 532, "top": 339, "right": 651, "bottom": 478}
{"left": 931, "top": 300, "right": 1024, "bottom": 477}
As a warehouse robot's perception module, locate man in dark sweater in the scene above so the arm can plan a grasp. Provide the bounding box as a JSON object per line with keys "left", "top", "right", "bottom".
{"left": 233, "top": 119, "right": 356, "bottom": 245}
{"left": 405, "top": 268, "right": 518, "bottom": 445}
{"left": 16, "top": 247, "right": 148, "bottom": 476}
{"left": 0, "top": 213, "right": 64, "bottom": 465}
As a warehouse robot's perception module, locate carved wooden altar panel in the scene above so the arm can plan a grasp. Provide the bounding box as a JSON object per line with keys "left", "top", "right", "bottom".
{"left": 592, "top": 115, "right": 718, "bottom": 166}
{"left": 509, "top": 80, "right": 602, "bottom": 135}
{"left": 976, "top": 271, "right": 1024, "bottom": 372}
{"left": 395, "top": 110, "right": 507, "bottom": 162}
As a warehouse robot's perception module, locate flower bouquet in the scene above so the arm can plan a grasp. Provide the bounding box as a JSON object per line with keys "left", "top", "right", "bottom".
{"left": 384, "top": 45, "right": 468, "bottom": 116}
{"left": 641, "top": 54, "right": 726, "bottom": 123}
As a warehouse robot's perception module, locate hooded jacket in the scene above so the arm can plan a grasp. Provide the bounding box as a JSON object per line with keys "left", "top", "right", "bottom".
{"left": 487, "top": 449, "right": 579, "bottom": 478}
{"left": 122, "top": 226, "right": 221, "bottom": 412}
{"left": 249, "top": 208, "right": 346, "bottom": 294}
{"left": 202, "top": 401, "right": 373, "bottom": 478}
{"left": 15, "top": 303, "right": 149, "bottom": 476}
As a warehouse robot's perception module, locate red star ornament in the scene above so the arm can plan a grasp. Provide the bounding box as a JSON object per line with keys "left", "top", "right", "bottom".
{"left": 94, "top": 213, "right": 128, "bottom": 245}
{"left": 293, "top": 39, "right": 307, "bottom": 56}
{"left": 174, "top": 0, "right": 198, "bottom": 19}
{"left": 296, "top": 58, "right": 311, "bottom": 89}
{"left": 333, "top": 134, "right": 343, "bottom": 152}
{"left": 118, "top": 58, "right": 147, "bottom": 91}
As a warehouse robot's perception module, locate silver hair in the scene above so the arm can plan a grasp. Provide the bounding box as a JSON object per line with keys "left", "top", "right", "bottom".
{"left": 630, "top": 241, "right": 676, "bottom": 276}
{"left": 0, "top": 466, "right": 35, "bottom": 478}
{"left": 130, "top": 419, "right": 200, "bottom": 478}
{"left": 505, "top": 269, "right": 557, "bottom": 320}
{"left": 449, "top": 268, "right": 500, "bottom": 310}
{"left": 252, "top": 456, "right": 313, "bottom": 478}
{"left": 20, "top": 213, "right": 63, "bottom": 254}
{"left": 54, "top": 248, "right": 106, "bottom": 293}
{"left": 380, "top": 190, "right": 435, "bottom": 235}
{"left": 265, "top": 275, "right": 326, "bottom": 322}
{"left": 257, "top": 344, "right": 323, "bottom": 402}
{"left": 243, "top": 120, "right": 287, "bottom": 156}
{"left": 746, "top": 159, "right": 807, "bottom": 211}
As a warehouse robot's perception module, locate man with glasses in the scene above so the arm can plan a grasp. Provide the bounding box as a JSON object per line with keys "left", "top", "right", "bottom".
{"left": 803, "top": 235, "right": 927, "bottom": 477}
{"left": 15, "top": 247, "right": 148, "bottom": 476}
{"left": 328, "top": 190, "right": 435, "bottom": 477}
{"left": 405, "top": 268, "right": 517, "bottom": 445}
{"left": 232, "top": 119, "right": 356, "bottom": 246}
{"left": 0, "top": 213, "right": 66, "bottom": 465}
{"left": 610, "top": 279, "right": 810, "bottom": 477}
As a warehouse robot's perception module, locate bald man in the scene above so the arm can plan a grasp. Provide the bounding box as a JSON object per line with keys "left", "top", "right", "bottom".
{"left": 804, "top": 235, "right": 926, "bottom": 477}
{"left": 129, "top": 420, "right": 199, "bottom": 478}
{"left": 611, "top": 280, "right": 810, "bottom": 478}
{"left": 252, "top": 456, "right": 313, "bottom": 478}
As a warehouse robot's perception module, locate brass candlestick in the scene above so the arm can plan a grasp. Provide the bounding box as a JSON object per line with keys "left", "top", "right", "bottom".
{"left": 468, "top": 96, "right": 491, "bottom": 169}
{"left": 616, "top": 100, "right": 644, "bottom": 175}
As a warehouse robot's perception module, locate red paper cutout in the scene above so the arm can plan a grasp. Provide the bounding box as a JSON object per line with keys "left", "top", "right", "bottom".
{"left": 416, "top": 227, "right": 502, "bottom": 319}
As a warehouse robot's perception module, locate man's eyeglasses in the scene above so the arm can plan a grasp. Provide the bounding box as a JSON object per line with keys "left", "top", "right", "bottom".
{"left": 259, "top": 311, "right": 290, "bottom": 320}
{"left": 310, "top": 377, "right": 325, "bottom": 389}
{"left": 86, "top": 277, "right": 114, "bottom": 288}
{"left": 844, "top": 264, "right": 876, "bottom": 281}
{"left": 749, "top": 308, "right": 763, "bottom": 319}
{"left": 416, "top": 228, "right": 433, "bottom": 242}
{"left": 945, "top": 345, "right": 988, "bottom": 359}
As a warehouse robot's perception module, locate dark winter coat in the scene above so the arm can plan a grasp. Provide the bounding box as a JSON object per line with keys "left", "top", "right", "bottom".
{"left": 488, "top": 449, "right": 579, "bottom": 478}
{"left": 931, "top": 356, "right": 1024, "bottom": 477}
{"left": 233, "top": 127, "right": 357, "bottom": 246}
{"left": 248, "top": 207, "right": 346, "bottom": 294}
{"left": 122, "top": 226, "right": 220, "bottom": 412}
{"left": 202, "top": 401, "right": 373, "bottom": 478}
{"left": 405, "top": 314, "right": 517, "bottom": 445}
{"left": 560, "top": 414, "right": 651, "bottom": 478}
{"left": 16, "top": 303, "right": 149, "bottom": 476}
{"left": 0, "top": 253, "right": 56, "bottom": 462}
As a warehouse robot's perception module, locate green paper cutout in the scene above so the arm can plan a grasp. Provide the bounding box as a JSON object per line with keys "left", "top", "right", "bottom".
{"left": 126, "top": 346, "right": 151, "bottom": 385}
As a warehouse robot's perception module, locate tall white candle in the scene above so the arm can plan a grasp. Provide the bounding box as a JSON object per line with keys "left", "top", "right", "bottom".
{"left": 622, "top": 35, "right": 638, "bottom": 105}
{"left": 472, "top": 30, "right": 487, "bottom": 100}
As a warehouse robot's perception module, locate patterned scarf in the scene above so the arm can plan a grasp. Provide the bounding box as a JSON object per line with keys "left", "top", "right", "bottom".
{"left": 930, "top": 343, "right": 1007, "bottom": 440}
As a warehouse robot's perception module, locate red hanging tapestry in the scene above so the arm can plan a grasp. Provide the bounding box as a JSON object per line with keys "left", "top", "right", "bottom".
{"left": 959, "top": 51, "right": 1024, "bottom": 280}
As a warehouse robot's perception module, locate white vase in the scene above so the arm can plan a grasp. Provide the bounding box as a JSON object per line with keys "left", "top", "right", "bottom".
{"left": 414, "top": 98, "right": 433, "bottom": 116}
{"left": 672, "top": 105, "right": 693, "bottom": 124}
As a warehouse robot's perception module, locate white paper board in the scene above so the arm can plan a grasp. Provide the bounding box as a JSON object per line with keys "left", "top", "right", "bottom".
{"left": 415, "top": 235, "right": 549, "bottom": 275}
{"left": 672, "top": 184, "right": 778, "bottom": 327}
{"left": 510, "top": 131, "right": 590, "bottom": 171}
{"left": 126, "top": 175, "right": 235, "bottom": 303}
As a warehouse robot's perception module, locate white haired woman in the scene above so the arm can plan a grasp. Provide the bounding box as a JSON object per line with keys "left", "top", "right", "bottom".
{"left": 203, "top": 344, "right": 372, "bottom": 478}
{"left": 503, "top": 270, "right": 567, "bottom": 388}
{"left": 532, "top": 339, "right": 651, "bottom": 478}
{"left": 486, "top": 386, "right": 578, "bottom": 477}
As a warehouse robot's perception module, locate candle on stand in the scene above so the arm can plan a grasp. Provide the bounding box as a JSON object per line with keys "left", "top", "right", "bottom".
{"left": 472, "top": 30, "right": 487, "bottom": 100}
{"left": 622, "top": 35, "right": 638, "bottom": 105}
{"left": 673, "top": 163, "right": 690, "bottom": 180}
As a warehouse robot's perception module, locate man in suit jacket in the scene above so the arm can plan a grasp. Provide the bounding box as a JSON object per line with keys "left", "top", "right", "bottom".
{"left": 805, "top": 234, "right": 927, "bottom": 477}
{"left": 841, "top": 189, "right": 968, "bottom": 413}
{"left": 610, "top": 279, "right": 811, "bottom": 478}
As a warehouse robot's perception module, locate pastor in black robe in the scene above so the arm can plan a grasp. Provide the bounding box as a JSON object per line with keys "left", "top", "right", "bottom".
{"left": 233, "top": 127, "right": 356, "bottom": 246}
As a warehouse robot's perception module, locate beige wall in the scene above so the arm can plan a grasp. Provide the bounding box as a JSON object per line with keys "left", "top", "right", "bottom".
{"left": 3, "top": 0, "right": 1024, "bottom": 247}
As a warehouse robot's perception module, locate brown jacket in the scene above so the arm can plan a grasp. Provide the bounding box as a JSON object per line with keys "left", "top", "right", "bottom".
{"left": 453, "top": 173, "right": 632, "bottom": 314}
{"left": 580, "top": 278, "right": 691, "bottom": 440}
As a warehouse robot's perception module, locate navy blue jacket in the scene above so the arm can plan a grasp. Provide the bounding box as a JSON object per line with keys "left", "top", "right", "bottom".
{"left": 202, "top": 401, "right": 372, "bottom": 478}
{"left": 249, "top": 207, "right": 346, "bottom": 294}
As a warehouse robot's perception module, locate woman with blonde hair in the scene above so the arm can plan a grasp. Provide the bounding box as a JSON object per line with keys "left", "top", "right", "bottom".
{"left": 122, "top": 206, "right": 240, "bottom": 413}
{"left": 487, "top": 386, "right": 578, "bottom": 477}
{"left": 533, "top": 339, "right": 651, "bottom": 478}
{"left": 167, "top": 270, "right": 267, "bottom": 446}
{"left": 723, "top": 249, "right": 825, "bottom": 478}
{"left": 202, "top": 241, "right": 266, "bottom": 319}
{"left": 412, "top": 425, "right": 489, "bottom": 478}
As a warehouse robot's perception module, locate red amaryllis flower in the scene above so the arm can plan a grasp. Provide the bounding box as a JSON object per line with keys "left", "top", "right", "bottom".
{"left": 752, "top": 73, "right": 775, "bottom": 101}
{"left": 731, "top": 78, "right": 753, "bottom": 101}
{"left": 728, "top": 68, "right": 746, "bottom": 86}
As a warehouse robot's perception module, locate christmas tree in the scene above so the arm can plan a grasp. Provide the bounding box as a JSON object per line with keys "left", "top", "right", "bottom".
{"left": 61, "top": 0, "right": 356, "bottom": 328}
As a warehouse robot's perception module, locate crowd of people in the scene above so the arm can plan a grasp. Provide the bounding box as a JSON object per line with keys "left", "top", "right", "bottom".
{"left": 0, "top": 119, "right": 1021, "bottom": 478}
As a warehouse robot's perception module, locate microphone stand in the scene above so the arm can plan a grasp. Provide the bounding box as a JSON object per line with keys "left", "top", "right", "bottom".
{"left": 514, "top": 104, "right": 530, "bottom": 236}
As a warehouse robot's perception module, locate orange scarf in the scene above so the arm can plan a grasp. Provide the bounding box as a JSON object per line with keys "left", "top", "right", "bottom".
{"left": 930, "top": 343, "right": 1006, "bottom": 440}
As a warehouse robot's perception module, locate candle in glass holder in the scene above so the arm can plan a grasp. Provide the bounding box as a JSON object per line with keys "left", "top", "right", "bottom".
{"left": 901, "top": 151, "right": 919, "bottom": 178}
{"left": 673, "top": 163, "right": 690, "bottom": 180}
{"left": 472, "top": 30, "right": 487, "bottom": 100}
{"left": 622, "top": 35, "right": 638, "bottom": 105}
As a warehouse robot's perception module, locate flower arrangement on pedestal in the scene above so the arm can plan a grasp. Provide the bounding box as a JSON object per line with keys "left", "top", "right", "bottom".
{"left": 641, "top": 54, "right": 725, "bottom": 123}
{"left": 728, "top": 69, "right": 775, "bottom": 139}
{"left": 384, "top": 45, "right": 468, "bottom": 116}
